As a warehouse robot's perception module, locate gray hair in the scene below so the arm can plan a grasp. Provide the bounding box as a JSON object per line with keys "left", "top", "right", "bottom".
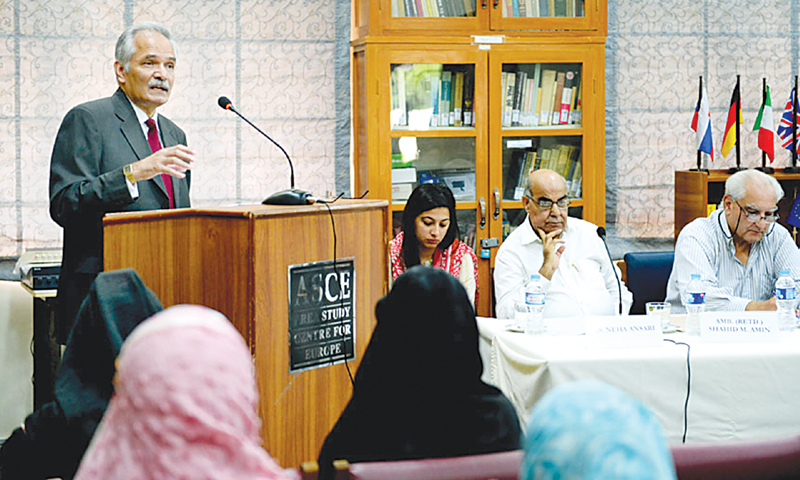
{"left": 523, "top": 169, "right": 568, "bottom": 198}
{"left": 725, "top": 169, "right": 784, "bottom": 203}
{"left": 115, "top": 22, "right": 175, "bottom": 72}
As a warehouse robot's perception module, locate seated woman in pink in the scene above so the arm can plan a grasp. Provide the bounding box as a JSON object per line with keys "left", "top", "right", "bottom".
{"left": 390, "top": 183, "right": 479, "bottom": 305}
{"left": 74, "top": 305, "right": 297, "bottom": 480}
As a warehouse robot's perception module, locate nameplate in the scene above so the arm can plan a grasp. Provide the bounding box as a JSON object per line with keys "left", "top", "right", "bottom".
{"left": 585, "top": 315, "right": 662, "bottom": 349}
{"left": 698, "top": 312, "right": 779, "bottom": 343}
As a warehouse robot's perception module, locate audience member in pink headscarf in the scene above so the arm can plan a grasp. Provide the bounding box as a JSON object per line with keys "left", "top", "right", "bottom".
{"left": 74, "top": 305, "right": 297, "bottom": 480}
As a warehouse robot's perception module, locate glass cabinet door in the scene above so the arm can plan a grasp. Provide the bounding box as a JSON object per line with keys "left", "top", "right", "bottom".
{"left": 488, "top": 46, "right": 603, "bottom": 274}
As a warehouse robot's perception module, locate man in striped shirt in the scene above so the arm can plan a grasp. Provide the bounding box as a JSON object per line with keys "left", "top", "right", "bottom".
{"left": 666, "top": 169, "right": 800, "bottom": 313}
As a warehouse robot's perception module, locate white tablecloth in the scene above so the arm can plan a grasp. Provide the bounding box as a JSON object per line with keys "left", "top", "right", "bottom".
{"left": 477, "top": 316, "right": 800, "bottom": 444}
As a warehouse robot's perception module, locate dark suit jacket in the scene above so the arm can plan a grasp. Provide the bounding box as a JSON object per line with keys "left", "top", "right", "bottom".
{"left": 49, "top": 88, "right": 190, "bottom": 336}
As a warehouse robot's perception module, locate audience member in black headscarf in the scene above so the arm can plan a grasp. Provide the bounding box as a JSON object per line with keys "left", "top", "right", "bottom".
{"left": 317, "top": 266, "right": 522, "bottom": 478}
{"left": 0, "top": 269, "right": 162, "bottom": 480}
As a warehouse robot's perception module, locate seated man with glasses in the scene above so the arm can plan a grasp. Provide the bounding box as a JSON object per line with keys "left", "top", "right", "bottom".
{"left": 494, "top": 169, "right": 632, "bottom": 319}
{"left": 666, "top": 169, "right": 800, "bottom": 312}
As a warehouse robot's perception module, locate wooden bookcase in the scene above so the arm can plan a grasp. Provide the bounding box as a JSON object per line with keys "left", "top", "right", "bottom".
{"left": 675, "top": 169, "right": 800, "bottom": 245}
{"left": 352, "top": 0, "right": 607, "bottom": 38}
{"left": 352, "top": 0, "right": 607, "bottom": 316}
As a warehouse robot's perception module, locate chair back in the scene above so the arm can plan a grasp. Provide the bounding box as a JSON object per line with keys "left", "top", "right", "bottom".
{"left": 347, "top": 450, "right": 523, "bottom": 480}
{"left": 671, "top": 435, "right": 800, "bottom": 480}
{"left": 623, "top": 251, "right": 674, "bottom": 314}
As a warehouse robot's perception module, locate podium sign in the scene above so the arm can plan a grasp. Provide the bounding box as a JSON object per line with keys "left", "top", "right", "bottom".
{"left": 288, "top": 258, "right": 356, "bottom": 373}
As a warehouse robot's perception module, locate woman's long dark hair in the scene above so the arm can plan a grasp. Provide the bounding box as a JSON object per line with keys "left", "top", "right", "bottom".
{"left": 401, "top": 183, "right": 459, "bottom": 267}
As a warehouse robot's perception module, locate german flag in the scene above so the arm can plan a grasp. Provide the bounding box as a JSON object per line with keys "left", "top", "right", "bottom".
{"left": 721, "top": 83, "right": 742, "bottom": 158}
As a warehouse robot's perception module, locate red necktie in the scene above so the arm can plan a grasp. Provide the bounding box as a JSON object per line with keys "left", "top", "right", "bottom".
{"left": 145, "top": 118, "right": 174, "bottom": 209}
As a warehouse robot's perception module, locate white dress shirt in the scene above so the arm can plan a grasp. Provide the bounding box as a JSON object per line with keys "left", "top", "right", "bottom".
{"left": 123, "top": 96, "right": 161, "bottom": 200}
{"left": 666, "top": 208, "right": 800, "bottom": 313}
{"left": 494, "top": 216, "right": 632, "bottom": 319}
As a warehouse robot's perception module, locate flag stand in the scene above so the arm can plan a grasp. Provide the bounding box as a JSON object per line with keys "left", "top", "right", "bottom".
{"left": 690, "top": 75, "right": 709, "bottom": 172}
{"left": 756, "top": 78, "right": 775, "bottom": 174}
{"left": 784, "top": 75, "right": 800, "bottom": 173}
{"left": 727, "top": 75, "right": 744, "bottom": 174}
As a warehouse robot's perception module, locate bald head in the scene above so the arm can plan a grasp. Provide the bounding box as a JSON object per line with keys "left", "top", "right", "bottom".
{"left": 523, "top": 169, "right": 569, "bottom": 235}
{"left": 525, "top": 169, "right": 568, "bottom": 197}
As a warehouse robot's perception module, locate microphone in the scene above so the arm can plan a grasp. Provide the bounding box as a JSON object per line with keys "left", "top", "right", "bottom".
{"left": 217, "top": 96, "right": 314, "bottom": 205}
{"left": 596, "top": 226, "right": 623, "bottom": 316}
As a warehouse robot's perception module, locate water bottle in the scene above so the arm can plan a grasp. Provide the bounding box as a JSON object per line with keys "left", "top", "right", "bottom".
{"left": 775, "top": 269, "right": 796, "bottom": 332}
{"left": 523, "top": 274, "right": 546, "bottom": 335}
{"left": 684, "top": 274, "right": 705, "bottom": 336}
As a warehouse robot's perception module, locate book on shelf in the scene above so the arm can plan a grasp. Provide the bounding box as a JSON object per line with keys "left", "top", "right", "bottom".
{"left": 436, "top": 0, "right": 446, "bottom": 16}
{"left": 453, "top": 71, "right": 464, "bottom": 126}
{"left": 551, "top": 72, "right": 565, "bottom": 125}
{"left": 503, "top": 149, "right": 527, "bottom": 199}
{"left": 390, "top": 68, "right": 408, "bottom": 127}
{"left": 554, "top": 0, "right": 567, "bottom": 16}
{"left": 439, "top": 70, "right": 452, "bottom": 126}
{"left": 429, "top": 73, "right": 441, "bottom": 127}
{"left": 568, "top": 160, "right": 582, "bottom": 198}
{"left": 511, "top": 70, "right": 527, "bottom": 126}
{"left": 559, "top": 71, "right": 574, "bottom": 124}
{"left": 571, "top": 81, "right": 582, "bottom": 124}
{"left": 516, "top": 151, "right": 536, "bottom": 198}
{"left": 502, "top": 72, "right": 516, "bottom": 127}
{"left": 463, "top": 72, "right": 474, "bottom": 126}
{"left": 538, "top": 69, "right": 557, "bottom": 126}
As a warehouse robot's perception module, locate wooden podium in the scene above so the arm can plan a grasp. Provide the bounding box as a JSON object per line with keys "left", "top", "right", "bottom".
{"left": 103, "top": 199, "right": 390, "bottom": 468}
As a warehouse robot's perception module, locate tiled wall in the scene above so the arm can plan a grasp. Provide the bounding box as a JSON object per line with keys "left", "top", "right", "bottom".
{"left": 0, "top": 0, "right": 349, "bottom": 256}
{"left": 606, "top": 0, "right": 799, "bottom": 242}
{"left": 4, "top": 0, "right": 796, "bottom": 254}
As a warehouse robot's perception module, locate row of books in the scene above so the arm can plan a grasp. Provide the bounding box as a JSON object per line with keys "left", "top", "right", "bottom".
{"left": 390, "top": 65, "right": 475, "bottom": 128}
{"left": 503, "top": 144, "right": 582, "bottom": 200}
{"left": 391, "top": 0, "right": 476, "bottom": 17}
{"left": 503, "top": 0, "right": 584, "bottom": 17}
{"left": 501, "top": 65, "right": 581, "bottom": 128}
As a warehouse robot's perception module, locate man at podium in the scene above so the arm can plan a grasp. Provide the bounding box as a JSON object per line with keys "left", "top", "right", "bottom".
{"left": 49, "top": 22, "right": 195, "bottom": 339}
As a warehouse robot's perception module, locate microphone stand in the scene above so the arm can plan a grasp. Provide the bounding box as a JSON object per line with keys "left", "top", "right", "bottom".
{"left": 218, "top": 97, "right": 314, "bottom": 205}
{"left": 596, "top": 227, "right": 623, "bottom": 316}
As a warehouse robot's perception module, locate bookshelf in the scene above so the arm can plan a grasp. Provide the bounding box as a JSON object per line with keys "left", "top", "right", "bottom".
{"left": 352, "top": 2, "right": 607, "bottom": 316}
{"left": 674, "top": 169, "right": 800, "bottom": 246}
{"left": 352, "top": 0, "right": 607, "bottom": 37}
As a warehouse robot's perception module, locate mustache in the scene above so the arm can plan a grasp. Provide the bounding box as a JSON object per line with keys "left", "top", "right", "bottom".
{"left": 148, "top": 79, "right": 170, "bottom": 91}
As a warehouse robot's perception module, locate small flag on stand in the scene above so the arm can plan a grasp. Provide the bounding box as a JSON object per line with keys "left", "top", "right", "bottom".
{"left": 787, "top": 197, "right": 800, "bottom": 229}
{"left": 752, "top": 85, "right": 775, "bottom": 162}
{"left": 778, "top": 87, "right": 800, "bottom": 153}
{"left": 691, "top": 84, "right": 714, "bottom": 161}
{"left": 721, "top": 83, "right": 742, "bottom": 158}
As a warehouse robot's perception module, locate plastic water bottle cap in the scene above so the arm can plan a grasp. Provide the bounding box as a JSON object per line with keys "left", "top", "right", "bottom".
{"left": 531, "top": 274, "right": 540, "bottom": 280}
{"left": 690, "top": 274, "right": 701, "bottom": 280}
{"left": 780, "top": 269, "right": 790, "bottom": 276}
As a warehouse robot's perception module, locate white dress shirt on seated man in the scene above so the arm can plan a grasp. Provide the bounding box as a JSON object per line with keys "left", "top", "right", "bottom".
{"left": 666, "top": 169, "right": 800, "bottom": 314}
{"left": 494, "top": 215, "right": 632, "bottom": 319}
{"left": 493, "top": 169, "right": 632, "bottom": 319}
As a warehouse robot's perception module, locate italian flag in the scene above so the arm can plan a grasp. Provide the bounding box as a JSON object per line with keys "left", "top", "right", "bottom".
{"left": 753, "top": 85, "right": 775, "bottom": 162}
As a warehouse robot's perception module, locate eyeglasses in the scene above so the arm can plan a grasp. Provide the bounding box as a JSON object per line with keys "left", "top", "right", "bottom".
{"left": 525, "top": 195, "right": 571, "bottom": 210}
{"left": 735, "top": 200, "right": 779, "bottom": 223}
